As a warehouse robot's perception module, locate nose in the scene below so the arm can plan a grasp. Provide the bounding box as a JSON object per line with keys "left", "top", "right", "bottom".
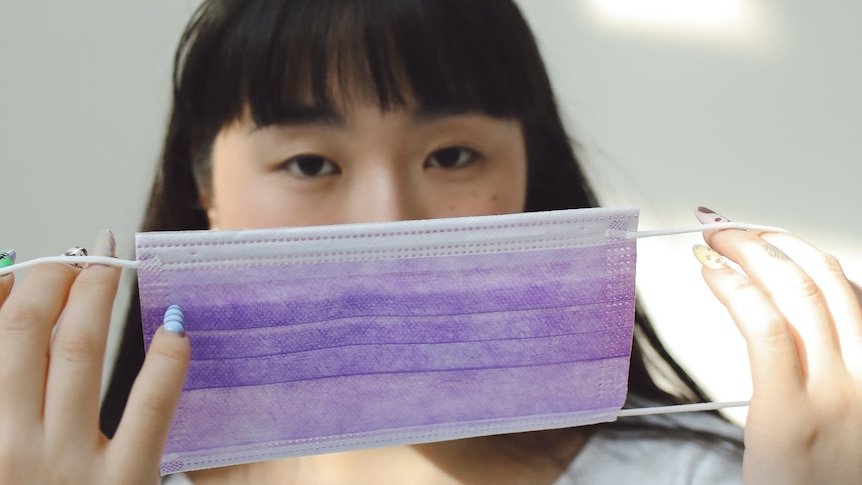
{"left": 345, "top": 165, "right": 423, "bottom": 224}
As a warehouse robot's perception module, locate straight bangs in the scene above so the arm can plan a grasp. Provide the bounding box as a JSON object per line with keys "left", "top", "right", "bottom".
{"left": 176, "top": 0, "right": 545, "bottom": 137}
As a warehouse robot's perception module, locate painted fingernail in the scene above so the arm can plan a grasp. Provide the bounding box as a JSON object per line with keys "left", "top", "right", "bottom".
{"left": 0, "top": 248, "right": 15, "bottom": 267}
{"left": 93, "top": 229, "right": 116, "bottom": 258}
{"left": 0, "top": 248, "right": 15, "bottom": 276}
{"left": 693, "top": 244, "right": 727, "bottom": 269}
{"left": 695, "top": 207, "right": 731, "bottom": 224}
{"left": 62, "top": 246, "right": 88, "bottom": 268}
{"left": 163, "top": 304, "right": 186, "bottom": 335}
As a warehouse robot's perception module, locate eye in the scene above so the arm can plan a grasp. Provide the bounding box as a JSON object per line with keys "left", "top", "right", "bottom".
{"left": 424, "top": 147, "right": 479, "bottom": 169}
{"left": 281, "top": 155, "right": 341, "bottom": 178}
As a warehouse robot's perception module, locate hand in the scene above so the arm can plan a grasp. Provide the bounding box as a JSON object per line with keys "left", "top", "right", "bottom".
{"left": 0, "top": 236, "right": 190, "bottom": 484}
{"left": 697, "top": 218, "right": 862, "bottom": 484}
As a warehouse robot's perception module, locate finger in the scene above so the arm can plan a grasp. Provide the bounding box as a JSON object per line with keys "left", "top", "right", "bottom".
{"left": 110, "top": 320, "right": 190, "bottom": 478}
{"left": 851, "top": 280, "right": 862, "bottom": 308}
{"left": 0, "top": 262, "right": 80, "bottom": 422}
{"left": 0, "top": 272, "right": 13, "bottom": 310}
{"left": 705, "top": 228, "right": 842, "bottom": 381}
{"left": 761, "top": 232, "right": 862, "bottom": 375}
{"left": 0, "top": 248, "right": 16, "bottom": 305}
{"left": 695, "top": 249, "right": 805, "bottom": 399}
{"left": 44, "top": 236, "right": 121, "bottom": 441}
{"left": 0, "top": 274, "right": 13, "bottom": 307}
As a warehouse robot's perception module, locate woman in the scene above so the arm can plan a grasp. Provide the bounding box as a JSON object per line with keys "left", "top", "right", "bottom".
{"left": 1, "top": 1, "right": 859, "bottom": 483}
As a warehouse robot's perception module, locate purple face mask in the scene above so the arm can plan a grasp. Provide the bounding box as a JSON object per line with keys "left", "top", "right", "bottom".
{"left": 136, "top": 207, "right": 639, "bottom": 475}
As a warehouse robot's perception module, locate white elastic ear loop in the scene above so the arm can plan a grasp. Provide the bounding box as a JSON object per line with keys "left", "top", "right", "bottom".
{"left": 618, "top": 400, "right": 750, "bottom": 417}
{"left": 0, "top": 256, "right": 140, "bottom": 276}
{"left": 614, "top": 220, "right": 793, "bottom": 417}
{"left": 625, "top": 221, "right": 790, "bottom": 239}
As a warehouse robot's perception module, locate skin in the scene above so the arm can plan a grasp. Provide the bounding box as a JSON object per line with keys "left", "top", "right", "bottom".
{"left": 0, "top": 262, "right": 189, "bottom": 484}
{"left": 701, "top": 229, "right": 862, "bottom": 484}
{"left": 0, "top": 100, "right": 861, "bottom": 483}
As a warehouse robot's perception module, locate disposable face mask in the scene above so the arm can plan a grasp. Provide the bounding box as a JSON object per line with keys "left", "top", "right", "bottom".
{"left": 0, "top": 207, "right": 775, "bottom": 475}
{"left": 134, "top": 207, "right": 638, "bottom": 474}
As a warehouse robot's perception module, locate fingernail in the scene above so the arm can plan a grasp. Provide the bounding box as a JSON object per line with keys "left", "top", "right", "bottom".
{"left": 693, "top": 244, "right": 727, "bottom": 270}
{"left": 0, "top": 248, "right": 15, "bottom": 275}
{"left": 62, "top": 246, "right": 88, "bottom": 268}
{"left": 93, "top": 229, "right": 116, "bottom": 258}
{"left": 0, "top": 248, "right": 15, "bottom": 267}
{"left": 163, "top": 304, "right": 186, "bottom": 335}
{"left": 695, "top": 207, "right": 730, "bottom": 224}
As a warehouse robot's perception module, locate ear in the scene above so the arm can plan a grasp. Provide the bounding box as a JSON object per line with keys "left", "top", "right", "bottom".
{"left": 200, "top": 191, "right": 219, "bottom": 230}
{"left": 207, "top": 209, "right": 219, "bottom": 231}
{"left": 207, "top": 207, "right": 220, "bottom": 230}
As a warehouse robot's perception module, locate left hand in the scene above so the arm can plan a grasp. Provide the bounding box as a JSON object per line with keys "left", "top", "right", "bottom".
{"left": 699, "top": 225, "right": 862, "bottom": 484}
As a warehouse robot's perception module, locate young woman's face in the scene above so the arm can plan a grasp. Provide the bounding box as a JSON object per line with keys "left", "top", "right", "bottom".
{"left": 205, "top": 102, "right": 528, "bottom": 229}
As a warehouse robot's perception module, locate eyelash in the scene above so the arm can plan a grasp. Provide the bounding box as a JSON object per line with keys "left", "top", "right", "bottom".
{"left": 280, "top": 146, "right": 481, "bottom": 178}
{"left": 423, "top": 146, "right": 481, "bottom": 170}
{"left": 280, "top": 155, "right": 341, "bottom": 178}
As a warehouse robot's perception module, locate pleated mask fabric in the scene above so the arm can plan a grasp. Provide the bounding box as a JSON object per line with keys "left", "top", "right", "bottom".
{"left": 135, "top": 207, "right": 639, "bottom": 475}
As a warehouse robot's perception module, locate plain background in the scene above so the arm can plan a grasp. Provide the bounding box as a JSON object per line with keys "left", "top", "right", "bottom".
{"left": 1, "top": 1, "right": 860, "bottom": 424}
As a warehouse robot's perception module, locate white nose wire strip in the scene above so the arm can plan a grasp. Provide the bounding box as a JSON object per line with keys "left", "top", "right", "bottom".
{"left": 0, "top": 220, "right": 784, "bottom": 416}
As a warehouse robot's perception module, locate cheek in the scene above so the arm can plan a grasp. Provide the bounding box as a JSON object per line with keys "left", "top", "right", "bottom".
{"left": 485, "top": 130, "right": 528, "bottom": 214}
{"left": 210, "top": 165, "right": 344, "bottom": 230}
{"left": 444, "top": 161, "right": 527, "bottom": 217}
{"left": 485, "top": 173, "right": 527, "bottom": 214}
{"left": 214, "top": 190, "right": 287, "bottom": 229}
{"left": 209, "top": 140, "right": 290, "bottom": 229}
{"left": 209, "top": 171, "right": 265, "bottom": 229}
{"left": 485, "top": 154, "right": 528, "bottom": 214}
{"left": 211, "top": 169, "right": 326, "bottom": 229}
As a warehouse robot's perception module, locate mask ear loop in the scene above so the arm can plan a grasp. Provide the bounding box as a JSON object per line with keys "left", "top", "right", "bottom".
{"left": 618, "top": 400, "right": 750, "bottom": 417}
{"left": 613, "top": 220, "right": 790, "bottom": 417}
{"left": 623, "top": 221, "right": 790, "bottom": 240}
{"left": 0, "top": 256, "right": 139, "bottom": 276}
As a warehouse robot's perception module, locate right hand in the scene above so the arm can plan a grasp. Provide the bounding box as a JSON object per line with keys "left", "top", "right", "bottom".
{"left": 0, "top": 241, "right": 190, "bottom": 484}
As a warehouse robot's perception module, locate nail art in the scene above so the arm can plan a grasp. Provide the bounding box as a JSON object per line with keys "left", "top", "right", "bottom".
{"left": 0, "top": 248, "right": 16, "bottom": 269}
{"left": 693, "top": 244, "right": 727, "bottom": 270}
{"left": 0, "top": 249, "right": 15, "bottom": 276}
{"left": 163, "top": 304, "right": 186, "bottom": 335}
{"left": 93, "top": 229, "right": 116, "bottom": 258}
{"left": 695, "top": 207, "right": 731, "bottom": 224}
{"left": 62, "top": 246, "right": 88, "bottom": 268}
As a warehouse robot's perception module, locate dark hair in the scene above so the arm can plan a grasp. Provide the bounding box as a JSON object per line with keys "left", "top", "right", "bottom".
{"left": 101, "top": 0, "right": 726, "bottom": 456}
